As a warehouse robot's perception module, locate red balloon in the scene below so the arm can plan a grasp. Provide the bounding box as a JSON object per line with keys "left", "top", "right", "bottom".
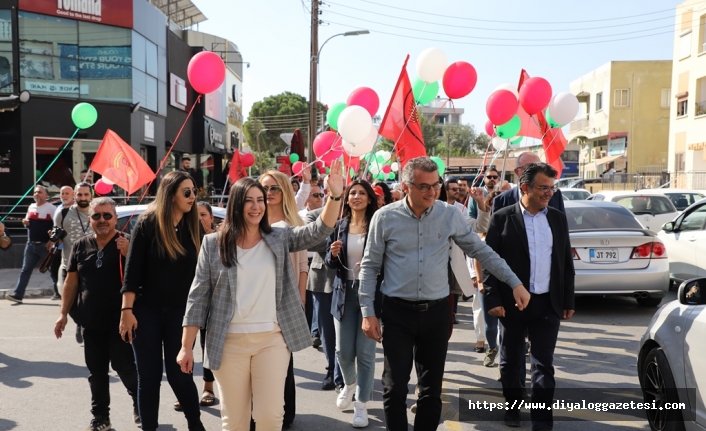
{"left": 291, "top": 161, "right": 304, "bottom": 175}
{"left": 318, "top": 167, "right": 326, "bottom": 174}
{"left": 519, "top": 77, "right": 552, "bottom": 115}
{"left": 347, "top": 87, "right": 379, "bottom": 117}
{"left": 486, "top": 90, "right": 518, "bottom": 126}
{"left": 94, "top": 179, "right": 112, "bottom": 195}
{"left": 314, "top": 132, "right": 343, "bottom": 165}
{"left": 187, "top": 51, "right": 226, "bottom": 94}
{"left": 484, "top": 120, "right": 495, "bottom": 137}
{"left": 240, "top": 152, "right": 255, "bottom": 168}
{"left": 382, "top": 165, "right": 392, "bottom": 174}
{"left": 315, "top": 160, "right": 324, "bottom": 169}
{"left": 442, "top": 61, "right": 477, "bottom": 100}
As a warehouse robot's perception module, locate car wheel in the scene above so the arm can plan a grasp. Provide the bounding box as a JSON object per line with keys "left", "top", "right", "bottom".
{"left": 641, "top": 348, "right": 685, "bottom": 431}
{"left": 637, "top": 297, "right": 663, "bottom": 307}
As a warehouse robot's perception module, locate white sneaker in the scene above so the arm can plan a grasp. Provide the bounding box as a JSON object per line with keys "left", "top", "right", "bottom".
{"left": 336, "top": 384, "right": 356, "bottom": 410}
{"left": 352, "top": 401, "right": 369, "bottom": 428}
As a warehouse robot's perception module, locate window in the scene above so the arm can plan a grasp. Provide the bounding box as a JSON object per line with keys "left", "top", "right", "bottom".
{"left": 700, "top": 14, "right": 706, "bottom": 54}
{"left": 677, "top": 97, "right": 689, "bottom": 117}
{"left": 132, "top": 31, "right": 162, "bottom": 113}
{"left": 615, "top": 195, "right": 676, "bottom": 215}
{"left": 0, "top": 10, "right": 13, "bottom": 94}
{"left": 676, "top": 152, "right": 685, "bottom": 171}
{"left": 676, "top": 203, "right": 706, "bottom": 231}
{"left": 661, "top": 89, "right": 671, "bottom": 107}
{"left": 696, "top": 77, "right": 706, "bottom": 116}
{"left": 614, "top": 89, "right": 630, "bottom": 107}
{"left": 681, "top": 31, "right": 692, "bottom": 59}
{"left": 595, "top": 92, "right": 603, "bottom": 111}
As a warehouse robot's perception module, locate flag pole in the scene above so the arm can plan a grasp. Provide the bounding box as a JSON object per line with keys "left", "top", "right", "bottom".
{"left": 499, "top": 141, "right": 509, "bottom": 190}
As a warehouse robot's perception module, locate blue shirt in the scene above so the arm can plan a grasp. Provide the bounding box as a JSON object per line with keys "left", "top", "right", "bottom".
{"left": 520, "top": 203, "right": 553, "bottom": 295}
{"left": 358, "top": 198, "right": 522, "bottom": 318}
{"left": 468, "top": 188, "right": 489, "bottom": 220}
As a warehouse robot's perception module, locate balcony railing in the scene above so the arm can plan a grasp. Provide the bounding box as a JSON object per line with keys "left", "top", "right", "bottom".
{"left": 569, "top": 116, "right": 589, "bottom": 133}
{"left": 696, "top": 101, "right": 706, "bottom": 117}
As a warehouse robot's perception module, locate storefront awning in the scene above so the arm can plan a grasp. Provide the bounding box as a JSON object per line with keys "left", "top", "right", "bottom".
{"left": 594, "top": 154, "right": 624, "bottom": 166}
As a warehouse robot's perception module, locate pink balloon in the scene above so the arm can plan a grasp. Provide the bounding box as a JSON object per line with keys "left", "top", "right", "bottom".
{"left": 318, "top": 167, "right": 326, "bottom": 174}
{"left": 315, "top": 160, "right": 324, "bottom": 169}
{"left": 486, "top": 90, "right": 518, "bottom": 125}
{"left": 484, "top": 120, "right": 495, "bottom": 137}
{"left": 240, "top": 152, "right": 255, "bottom": 168}
{"left": 321, "top": 135, "right": 344, "bottom": 165}
{"left": 382, "top": 165, "right": 392, "bottom": 174}
{"left": 347, "top": 87, "right": 379, "bottom": 117}
{"left": 313, "top": 131, "right": 336, "bottom": 158}
{"left": 519, "top": 77, "right": 552, "bottom": 115}
{"left": 291, "top": 161, "right": 304, "bottom": 175}
{"left": 442, "top": 61, "right": 477, "bottom": 100}
{"left": 187, "top": 51, "right": 226, "bottom": 94}
{"left": 94, "top": 179, "right": 112, "bottom": 195}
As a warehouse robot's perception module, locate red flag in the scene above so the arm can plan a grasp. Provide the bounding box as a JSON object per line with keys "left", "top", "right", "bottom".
{"left": 378, "top": 55, "right": 426, "bottom": 169}
{"left": 228, "top": 150, "right": 249, "bottom": 184}
{"left": 90, "top": 129, "right": 156, "bottom": 195}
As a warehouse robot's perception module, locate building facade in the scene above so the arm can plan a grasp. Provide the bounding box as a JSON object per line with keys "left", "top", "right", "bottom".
{"left": 567, "top": 61, "right": 672, "bottom": 180}
{"left": 667, "top": 0, "right": 706, "bottom": 189}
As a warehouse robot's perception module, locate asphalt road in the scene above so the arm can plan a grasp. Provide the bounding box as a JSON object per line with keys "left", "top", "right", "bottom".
{"left": 0, "top": 290, "right": 668, "bottom": 431}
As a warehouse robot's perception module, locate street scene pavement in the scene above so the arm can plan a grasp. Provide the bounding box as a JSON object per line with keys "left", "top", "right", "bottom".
{"left": 0, "top": 267, "right": 662, "bottom": 431}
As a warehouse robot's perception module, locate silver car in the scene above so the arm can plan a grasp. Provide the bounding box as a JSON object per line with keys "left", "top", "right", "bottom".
{"left": 566, "top": 201, "right": 669, "bottom": 307}
{"left": 638, "top": 278, "right": 706, "bottom": 430}
{"left": 115, "top": 204, "right": 226, "bottom": 234}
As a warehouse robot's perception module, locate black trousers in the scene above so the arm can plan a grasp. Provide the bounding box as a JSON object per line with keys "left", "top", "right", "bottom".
{"left": 50, "top": 250, "right": 62, "bottom": 296}
{"left": 380, "top": 296, "right": 450, "bottom": 431}
{"left": 499, "top": 293, "right": 560, "bottom": 429}
{"left": 83, "top": 326, "right": 138, "bottom": 419}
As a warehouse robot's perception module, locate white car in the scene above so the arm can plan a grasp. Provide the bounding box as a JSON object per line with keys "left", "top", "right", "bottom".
{"left": 658, "top": 199, "right": 706, "bottom": 288}
{"left": 636, "top": 188, "right": 706, "bottom": 212}
{"left": 559, "top": 188, "right": 591, "bottom": 200}
{"left": 589, "top": 191, "right": 679, "bottom": 232}
{"left": 115, "top": 204, "right": 227, "bottom": 234}
{"left": 638, "top": 278, "right": 706, "bottom": 430}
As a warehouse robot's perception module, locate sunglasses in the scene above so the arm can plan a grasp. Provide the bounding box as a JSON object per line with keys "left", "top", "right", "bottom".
{"left": 311, "top": 193, "right": 325, "bottom": 198}
{"left": 183, "top": 188, "right": 199, "bottom": 198}
{"left": 96, "top": 249, "right": 104, "bottom": 269}
{"left": 448, "top": 187, "right": 459, "bottom": 192}
{"left": 485, "top": 175, "right": 499, "bottom": 180}
{"left": 90, "top": 212, "right": 114, "bottom": 221}
{"left": 263, "top": 185, "right": 282, "bottom": 194}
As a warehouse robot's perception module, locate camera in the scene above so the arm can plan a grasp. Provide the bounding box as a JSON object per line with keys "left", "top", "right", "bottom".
{"left": 49, "top": 226, "right": 67, "bottom": 243}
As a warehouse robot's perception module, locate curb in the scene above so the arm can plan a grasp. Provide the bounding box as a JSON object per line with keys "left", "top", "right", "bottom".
{"left": 0, "top": 289, "right": 56, "bottom": 299}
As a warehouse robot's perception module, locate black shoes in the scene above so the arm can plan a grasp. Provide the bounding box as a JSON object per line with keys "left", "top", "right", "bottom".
{"left": 312, "top": 336, "right": 322, "bottom": 348}
{"left": 504, "top": 409, "right": 521, "bottom": 427}
{"left": 84, "top": 416, "right": 111, "bottom": 431}
{"left": 5, "top": 295, "right": 22, "bottom": 304}
{"left": 322, "top": 373, "right": 336, "bottom": 390}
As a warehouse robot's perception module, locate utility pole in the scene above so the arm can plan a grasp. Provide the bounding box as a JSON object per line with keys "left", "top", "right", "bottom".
{"left": 308, "top": 0, "right": 319, "bottom": 164}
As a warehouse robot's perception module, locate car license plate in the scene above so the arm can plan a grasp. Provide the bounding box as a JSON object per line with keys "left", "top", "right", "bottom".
{"left": 589, "top": 248, "right": 619, "bottom": 262}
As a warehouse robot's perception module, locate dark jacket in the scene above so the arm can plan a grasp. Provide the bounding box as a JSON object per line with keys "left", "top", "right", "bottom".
{"left": 493, "top": 187, "right": 566, "bottom": 214}
{"left": 325, "top": 218, "right": 383, "bottom": 320}
{"left": 483, "top": 202, "right": 575, "bottom": 319}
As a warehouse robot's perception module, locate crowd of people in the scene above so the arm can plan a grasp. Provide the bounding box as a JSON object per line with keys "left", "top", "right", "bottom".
{"left": 4, "top": 152, "right": 574, "bottom": 431}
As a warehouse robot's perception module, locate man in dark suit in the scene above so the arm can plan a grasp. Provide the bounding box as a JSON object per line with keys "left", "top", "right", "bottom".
{"left": 493, "top": 152, "right": 565, "bottom": 214}
{"left": 483, "top": 162, "right": 575, "bottom": 430}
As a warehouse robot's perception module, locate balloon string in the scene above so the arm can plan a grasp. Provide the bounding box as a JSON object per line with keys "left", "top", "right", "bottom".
{"left": 1, "top": 128, "right": 79, "bottom": 223}
{"left": 471, "top": 140, "right": 493, "bottom": 187}
{"left": 427, "top": 98, "right": 450, "bottom": 123}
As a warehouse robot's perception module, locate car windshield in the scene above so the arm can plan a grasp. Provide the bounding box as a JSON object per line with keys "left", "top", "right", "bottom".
{"left": 614, "top": 195, "right": 675, "bottom": 215}
{"left": 664, "top": 193, "right": 705, "bottom": 211}
{"left": 563, "top": 190, "right": 590, "bottom": 200}
{"left": 566, "top": 206, "right": 644, "bottom": 231}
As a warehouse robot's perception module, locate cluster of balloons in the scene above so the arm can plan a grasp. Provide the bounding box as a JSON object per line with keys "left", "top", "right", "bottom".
{"left": 484, "top": 78, "right": 579, "bottom": 147}
{"left": 187, "top": 51, "right": 227, "bottom": 95}
{"left": 364, "top": 151, "right": 397, "bottom": 181}
{"left": 413, "top": 48, "right": 478, "bottom": 105}
{"left": 326, "top": 87, "right": 380, "bottom": 157}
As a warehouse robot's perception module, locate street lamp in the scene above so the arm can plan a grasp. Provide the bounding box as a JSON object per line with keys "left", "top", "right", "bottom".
{"left": 308, "top": 30, "right": 369, "bottom": 163}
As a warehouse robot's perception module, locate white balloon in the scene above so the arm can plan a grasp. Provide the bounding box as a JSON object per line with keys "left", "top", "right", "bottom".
{"left": 494, "top": 83, "right": 519, "bottom": 99}
{"left": 548, "top": 92, "right": 579, "bottom": 126}
{"left": 492, "top": 136, "right": 508, "bottom": 152}
{"left": 416, "top": 48, "right": 447, "bottom": 84}
{"left": 338, "top": 105, "right": 373, "bottom": 144}
{"left": 391, "top": 162, "right": 399, "bottom": 172}
{"left": 368, "top": 162, "right": 381, "bottom": 176}
{"left": 342, "top": 127, "right": 377, "bottom": 157}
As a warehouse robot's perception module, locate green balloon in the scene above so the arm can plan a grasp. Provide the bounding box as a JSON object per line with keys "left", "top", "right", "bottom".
{"left": 496, "top": 115, "right": 521, "bottom": 139}
{"left": 412, "top": 78, "right": 439, "bottom": 105}
{"left": 430, "top": 156, "right": 445, "bottom": 177}
{"left": 376, "top": 154, "right": 385, "bottom": 164}
{"left": 289, "top": 153, "right": 299, "bottom": 163}
{"left": 72, "top": 102, "right": 98, "bottom": 129}
{"left": 510, "top": 136, "right": 523, "bottom": 145}
{"left": 349, "top": 168, "right": 356, "bottom": 178}
{"left": 546, "top": 110, "right": 561, "bottom": 128}
{"left": 327, "top": 102, "right": 347, "bottom": 131}
{"left": 387, "top": 172, "right": 396, "bottom": 180}
{"left": 363, "top": 153, "right": 373, "bottom": 162}
{"left": 376, "top": 172, "right": 386, "bottom": 181}
{"left": 35, "top": 170, "right": 42, "bottom": 178}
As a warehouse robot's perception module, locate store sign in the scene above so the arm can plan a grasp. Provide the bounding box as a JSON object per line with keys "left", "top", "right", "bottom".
{"left": 208, "top": 124, "right": 224, "bottom": 149}
{"left": 169, "top": 73, "right": 187, "bottom": 111}
{"left": 688, "top": 142, "right": 706, "bottom": 151}
{"left": 608, "top": 137, "right": 626, "bottom": 156}
{"left": 59, "top": 45, "right": 132, "bottom": 80}
{"left": 19, "top": 0, "right": 134, "bottom": 29}
{"left": 25, "top": 80, "right": 88, "bottom": 94}
{"left": 144, "top": 116, "right": 154, "bottom": 142}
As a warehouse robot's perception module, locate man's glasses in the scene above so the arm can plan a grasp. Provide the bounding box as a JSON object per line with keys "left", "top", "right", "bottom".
{"left": 533, "top": 185, "right": 558, "bottom": 193}
{"left": 90, "top": 212, "right": 114, "bottom": 221}
{"left": 448, "top": 187, "right": 459, "bottom": 192}
{"left": 182, "top": 188, "right": 199, "bottom": 198}
{"left": 311, "top": 193, "right": 325, "bottom": 198}
{"left": 263, "top": 185, "right": 282, "bottom": 194}
{"left": 408, "top": 182, "right": 443, "bottom": 193}
{"left": 96, "top": 250, "right": 104, "bottom": 269}
{"left": 485, "top": 175, "right": 499, "bottom": 180}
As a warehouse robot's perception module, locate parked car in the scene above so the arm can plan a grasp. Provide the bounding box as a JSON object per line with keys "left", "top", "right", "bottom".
{"left": 115, "top": 204, "right": 227, "bottom": 234}
{"left": 565, "top": 201, "right": 669, "bottom": 307}
{"left": 588, "top": 191, "right": 679, "bottom": 232}
{"left": 637, "top": 277, "right": 706, "bottom": 430}
{"left": 657, "top": 199, "right": 706, "bottom": 288}
{"left": 559, "top": 188, "right": 591, "bottom": 201}
{"left": 636, "top": 188, "right": 706, "bottom": 212}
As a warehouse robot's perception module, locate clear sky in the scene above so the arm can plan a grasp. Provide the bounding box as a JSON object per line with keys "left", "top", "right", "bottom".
{"left": 196, "top": 0, "right": 681, "bottom": 135}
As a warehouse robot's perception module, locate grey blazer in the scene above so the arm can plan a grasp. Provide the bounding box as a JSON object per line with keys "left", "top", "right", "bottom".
{"left": 183, "top": 216, "right": 334, "bottom": 370}
{"left": 305, "top": 208, "right": 336, "bottom": 294}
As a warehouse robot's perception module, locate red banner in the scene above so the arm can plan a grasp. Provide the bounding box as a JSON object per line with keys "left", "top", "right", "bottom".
{"left": 90, "top": 130, "right": 155, "bottom": 195}
{"left": 228, "top": 150, "right": 248, "bottom": 184}
{"left": 19, "top": 0, "right": 134, "bottom": 29}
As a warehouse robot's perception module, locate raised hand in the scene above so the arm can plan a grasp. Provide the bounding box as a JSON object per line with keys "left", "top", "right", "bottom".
{"left": 327, "top": 159, "right": 344, "bottom": 198}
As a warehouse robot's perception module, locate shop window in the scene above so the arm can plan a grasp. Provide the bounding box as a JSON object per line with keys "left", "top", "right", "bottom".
{"left": 0, "top": 10, "right": 13, "bottom": 94}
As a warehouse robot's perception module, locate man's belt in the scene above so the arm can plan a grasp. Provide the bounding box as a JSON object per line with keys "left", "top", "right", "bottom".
{"left": 384, "top": 295, "right": 448, "bottom": 312}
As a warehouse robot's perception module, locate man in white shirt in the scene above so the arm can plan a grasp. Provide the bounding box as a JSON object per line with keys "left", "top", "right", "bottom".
{"left": 294, "top": 166, "right": 312, "bottom": 211}
{"left": 50, "top": 186, "right": 75, "bottom": 300}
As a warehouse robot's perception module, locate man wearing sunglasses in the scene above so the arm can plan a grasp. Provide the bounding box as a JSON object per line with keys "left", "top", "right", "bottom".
{"left": 468, "top": 166, "right": 499, "bottom": 220}
{"left": 493, "top": 152, "right": 565, "bottom": 214}
{"left": 54, "top": 197, "right": 137, "bottom": 431}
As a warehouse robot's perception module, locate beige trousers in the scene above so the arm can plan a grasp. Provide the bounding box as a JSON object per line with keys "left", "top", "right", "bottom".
{"left": 212, "top": 329, "right": 291, "bottom": 431}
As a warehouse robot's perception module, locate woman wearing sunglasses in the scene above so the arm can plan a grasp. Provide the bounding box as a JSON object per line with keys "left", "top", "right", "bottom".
{"left": 119, "top": 171, "right": 205, "bottom": 431}
{"left": 178, "top": 160, "right": 345, "bottom": 431}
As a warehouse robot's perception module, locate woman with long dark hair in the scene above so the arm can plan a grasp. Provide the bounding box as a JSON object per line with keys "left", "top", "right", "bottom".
{"left": 177, "top": 160, "right": 345, "bottom": 430}
{"left": 325, "top": 179, "right": 381, "bottom": 428}
{"left": 119, "top": 171, "right": 205, "bottom": 431}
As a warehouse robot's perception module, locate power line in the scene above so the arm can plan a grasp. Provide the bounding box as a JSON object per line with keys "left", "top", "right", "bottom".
{"left": 324, "top": 9, "right": 676, "bottom": 40}
{"left": 354, "top": 0, "right": 705, "bottom": 25}
{"left": 326, "top": 1, "right": 678, "bottom": 32}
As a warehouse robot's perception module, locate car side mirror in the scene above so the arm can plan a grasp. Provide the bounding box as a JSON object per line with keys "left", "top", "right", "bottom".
{"left": 678, "top": 278, "right": 706, "bottom": 306}
{"left": 662, "top": 221, "right": 674, "bottom": 233}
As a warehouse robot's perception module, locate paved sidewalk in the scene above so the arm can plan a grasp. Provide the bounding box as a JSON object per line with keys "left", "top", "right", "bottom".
{"left": 0, "top": 268, "right": 55, "bottom": 299}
